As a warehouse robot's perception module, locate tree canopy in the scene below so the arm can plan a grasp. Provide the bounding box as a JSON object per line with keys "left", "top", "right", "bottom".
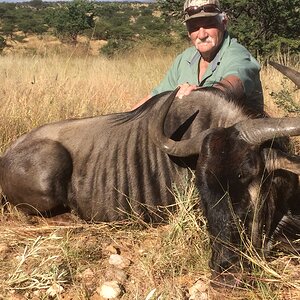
{"left": 158, "top": 0, "right": 300, "bottom": 57}
{"left": 0, "top": 0, "right": 298, "bottom": 58}
{"left": 45, "top": 0, "right": 95, "bottom": 44}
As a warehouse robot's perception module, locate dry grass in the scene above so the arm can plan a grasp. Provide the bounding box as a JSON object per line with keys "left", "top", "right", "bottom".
{"left": 0, "top": 47, "right": 175, "bottom": 152}
{"left": 0, "top": 47, "right": 299, "bottom": 299}
{"left": 262, "top": 64, "right": 300, "bottom": 118}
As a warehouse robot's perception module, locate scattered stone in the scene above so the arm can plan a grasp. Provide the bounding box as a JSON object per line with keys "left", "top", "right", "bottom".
{"left": 105, "top": 267, "right": 128, "bottom": 284}
{"left": 188, "top": 279, "right": 209, "bottom": 300}
{"left": 82, "top": 267, "right": 95, "bottom": 280}
{"left": 105, "top": 244, "right": 120, "bottom": 254}
{"left": 145, "top": 288, "right": 157, "bottom": 300}
{"left": 46, "top": 283, "right": 64, "bottom": 297}
{"left": 90, "top": 293, "right": 102, "bottom": 300}
{"left": 7, "top": 293, "right": 26, "bottom": 300}
{"left": 0, "top": 242, "right": 10, "bottom": 258}
{"left": 32, "top": 290, "right": 44, "bottom": 298}
{"left": 97, "top": 281, "right": 123, "bottom": 299}
{"left": 108, "top": 254, "right": 131, "bottom": 269}
{"left": 81, "top": 268, "right": 96, "bottom": 291}
{"left": 137, "top": 248, "right": 148, "bottom": 256}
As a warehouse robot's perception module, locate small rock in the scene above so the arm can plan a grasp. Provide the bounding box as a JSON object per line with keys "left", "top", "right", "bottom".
{"left": 189, "top": 280, "right": 207, "bottom": 293}
{"left": 8, "top": 294, "right": 26, "bottom": 300}
{"left": 190, "top": 293, "right": 208, "bottom": 300}
{"left": 46, "top": 283, "right": 64, "bottom": 297}
{"left": 33, "top": 290, "right": 44, "bottom": 297}
{"left": 0, "top": 243, "right": 9, "bottom": 257}
{"left": 189, "top": 279, "right": 208, "bottom": 300}
{"left": 90, "top": 293, "right": 102, "bottom": 300}
{"left": 108, "top": 254, "right": 131, "bottom": 269}
{"left": 97, "top": 281, "right": 123, "bottom": 299}
{"left": 105, "top": 267, "right": 128, "bottom": 283}
{"left": 105, "top": 244, "right": 120, "bottom": 254}
{"left": 137, "top": 248, "right": 147, "bottom": 256}
{"left": 82, "top": 268, "right": 95, "bottom": 281}
{"left": 81, "top": 268, "right": 96, "bottom": 290}
{"left": 145, "top": 288, "right": 157, "bottom": 300}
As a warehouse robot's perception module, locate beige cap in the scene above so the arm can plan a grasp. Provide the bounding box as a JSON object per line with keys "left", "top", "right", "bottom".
{"left": 184, "top": 0, "right": 221, "bottom": 22}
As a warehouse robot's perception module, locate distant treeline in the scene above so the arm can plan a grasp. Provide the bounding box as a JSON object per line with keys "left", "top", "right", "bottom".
{"left": 0, "top": 0, "right": 299, "bottom": 59}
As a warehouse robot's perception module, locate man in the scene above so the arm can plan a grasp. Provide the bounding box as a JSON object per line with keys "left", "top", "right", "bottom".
{"left": 133, "top": 0, "right": 263, "bottom": 113}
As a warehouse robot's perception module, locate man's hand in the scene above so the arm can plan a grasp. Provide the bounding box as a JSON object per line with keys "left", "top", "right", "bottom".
{"left": 177, "top": 83, "right": 198, "bottom": 99}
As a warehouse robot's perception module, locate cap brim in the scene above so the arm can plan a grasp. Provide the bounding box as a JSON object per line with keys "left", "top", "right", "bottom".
{"left": 184, "top": 12, "right": 220, "bottom": 22}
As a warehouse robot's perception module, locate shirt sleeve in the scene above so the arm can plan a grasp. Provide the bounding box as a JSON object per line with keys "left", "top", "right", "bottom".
{"left": 221, "top": 49, "right": 261, "bottom": 98}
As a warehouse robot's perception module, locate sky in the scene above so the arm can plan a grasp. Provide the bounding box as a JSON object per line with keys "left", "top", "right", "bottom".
{"left": 0, "top": 0, "right": 155, "bottom": 2}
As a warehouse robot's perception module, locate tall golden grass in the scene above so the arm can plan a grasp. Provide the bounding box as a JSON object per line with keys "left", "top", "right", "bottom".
{"left": 0, "top": 48, "right": 299, "bottom": 299}
{"left": 0, "top": 47, "right": 299, "bottom": 150}
{"left": 0, "top": 47, "right": 179, "bottom": 152}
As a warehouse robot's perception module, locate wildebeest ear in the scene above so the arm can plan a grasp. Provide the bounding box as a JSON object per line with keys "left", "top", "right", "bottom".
{"left": 262, "top": 148, "right": 300, "bottom": 174}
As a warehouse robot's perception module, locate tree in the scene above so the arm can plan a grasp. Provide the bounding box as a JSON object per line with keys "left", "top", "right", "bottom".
{"left": 92, "top": 17, "right": 111, "bottom": 40}
{"left": 157, "top": 0, "right": 300, "bottom": 57}
{"left": 28, "top": 0, "right": 45, "bottom": 10}
{"left": 0, "top": 5, "right": 17, "bottom": 38}
{"left": 157, "top": 0, "right": 183, "bottom": 19}
{"left": 46, "top": 0, "right": 95, "bottom": 44}
{"left": 222, "top": 0, "right": 300, "bottom": 57}
{"left": 16, "top": 8, "right": 48, "bottom": 35}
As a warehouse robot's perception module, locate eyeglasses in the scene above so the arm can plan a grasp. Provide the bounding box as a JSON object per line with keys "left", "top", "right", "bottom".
{"left": 184, "top": 4, "right": 221, "bottom": 18}
{"left": 186, "top": 16, "right": 221, "bottom": 33}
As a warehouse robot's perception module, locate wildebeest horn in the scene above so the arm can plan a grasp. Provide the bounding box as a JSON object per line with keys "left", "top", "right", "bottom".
{"left": 235, "top": 62, "right": 300, "bottom": 144}
{"left": 149, "top": 87, "right": 212, "bottom": 157}
{"left": 269, "top": 61, "right": 300, "bottom": 88}
{"left": 234, "top": 117, "right": 300, "bottom": 145}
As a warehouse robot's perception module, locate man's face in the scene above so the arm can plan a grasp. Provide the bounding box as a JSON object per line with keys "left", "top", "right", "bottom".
{"left": 186, "top": 16, "right": 226, "bottom": 58}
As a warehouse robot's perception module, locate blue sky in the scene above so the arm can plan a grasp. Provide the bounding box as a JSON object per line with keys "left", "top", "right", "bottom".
{"left": 0, "top": 0, "right": 155, "bottom": 2}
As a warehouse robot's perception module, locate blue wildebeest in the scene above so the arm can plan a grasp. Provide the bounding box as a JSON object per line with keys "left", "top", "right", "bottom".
{"left": 151, "top": 63, "right": 300, "bottom": 285}
{"left": 0, "top": 63, "right": 299, "bottom": 284}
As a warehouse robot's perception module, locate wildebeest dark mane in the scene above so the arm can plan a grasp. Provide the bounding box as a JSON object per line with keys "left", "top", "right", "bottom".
{"left": 109, "top": 90, "right": 172, "bottom": 125}
{"left": 190, "top": 86, "right": 264, "bottom": 120}
{"left": 108, "top": 86, "right": 257, "bottom": 126}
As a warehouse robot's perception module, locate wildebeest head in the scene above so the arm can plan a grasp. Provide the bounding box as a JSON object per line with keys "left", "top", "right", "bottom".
{"left": 150, "top": 64, "right": 300, "bottom": 285}
{"left": 195, "top": 123, "right": 299, "bottom": 283}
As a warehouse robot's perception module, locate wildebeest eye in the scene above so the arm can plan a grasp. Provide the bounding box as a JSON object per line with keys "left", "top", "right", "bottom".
{"left": 236, "top": 168, "right": 253, "bottom": 183}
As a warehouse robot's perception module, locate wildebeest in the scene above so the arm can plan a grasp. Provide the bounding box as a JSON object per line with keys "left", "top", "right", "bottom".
{"left": 150, "top": 63, "right": 300, "bottom": 284}
{"left": 0, "top": 62, "right": 299, "bottom": 284}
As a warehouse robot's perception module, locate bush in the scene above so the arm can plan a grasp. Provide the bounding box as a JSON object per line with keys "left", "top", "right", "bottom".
{"left": 100, "top": 38, "right": 134, "bottom": 57}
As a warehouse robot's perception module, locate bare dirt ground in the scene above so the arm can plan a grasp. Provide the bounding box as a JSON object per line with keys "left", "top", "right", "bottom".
{"left": 1, "top": 205, "right": 300, "bottom": 300}
{"left": 0, "top": 208, "right": 210, "bottom": 299}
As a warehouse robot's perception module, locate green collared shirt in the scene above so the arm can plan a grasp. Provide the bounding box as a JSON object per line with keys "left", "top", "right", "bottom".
{"left": 152, "top": 32, "right": 263, "bottom": 112}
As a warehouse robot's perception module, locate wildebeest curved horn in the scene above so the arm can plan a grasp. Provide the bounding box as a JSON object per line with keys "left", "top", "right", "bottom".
{"left": 149, "top": 87, "right": 212, "bottom": 157}
{"left": 235, "top": 62, "right": 300, "bottom": 144}
{"left": 269, "top": 61, "right": 300, "bottom": 88}
{"left": 234, "top": 117, "right": 300, "bottom": 145}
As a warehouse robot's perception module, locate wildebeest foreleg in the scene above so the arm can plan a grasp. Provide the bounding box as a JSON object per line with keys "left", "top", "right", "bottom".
{"left": 0, "top": 139, "right": 73, "bottom": 216}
